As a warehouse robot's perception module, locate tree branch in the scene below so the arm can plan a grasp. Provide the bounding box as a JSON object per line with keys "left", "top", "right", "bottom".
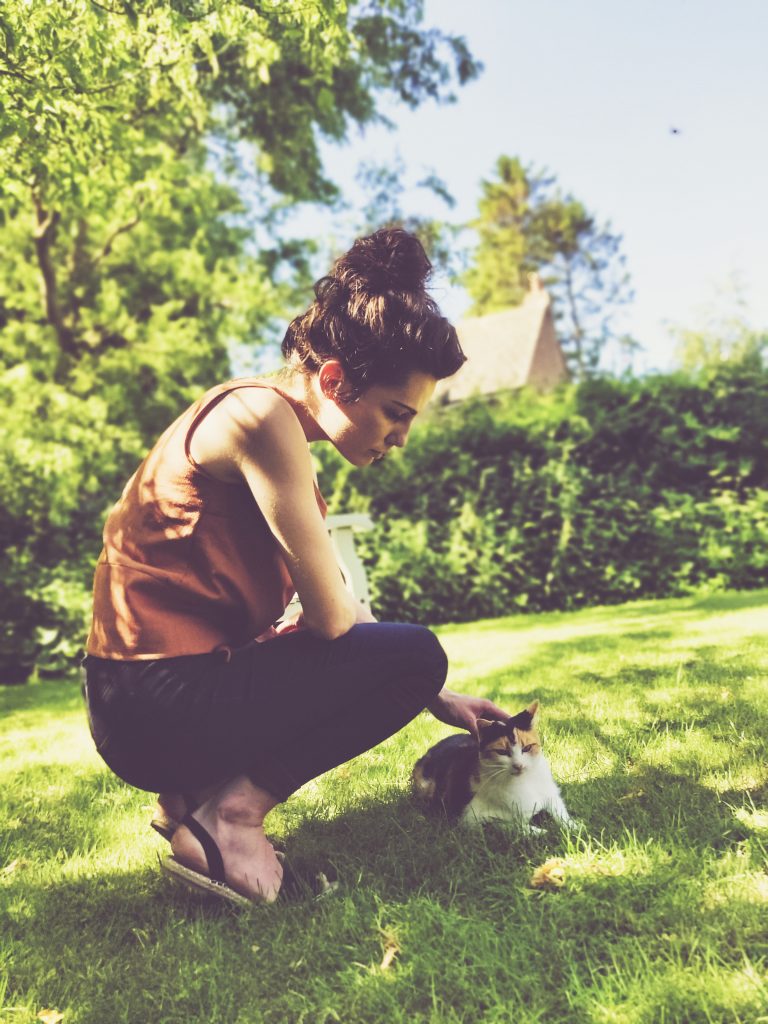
{"left": 32, "top": 193, "right": 78, "bottom": 363}
{"left": 88, "top": 0, "right": 125, "bottom": 14}
{"left": 0, "top": 67, "right": 35, "bottom": 83}
{"left": 562, "top": 259, "right": 586, "bottom": 376}
{"left": 92, "top": 211, "right": 142, "bottom": 266}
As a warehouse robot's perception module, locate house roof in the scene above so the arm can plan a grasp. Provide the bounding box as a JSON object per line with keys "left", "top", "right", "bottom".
{"left": 437, "top": 277, "right": 568, "bottom": 402}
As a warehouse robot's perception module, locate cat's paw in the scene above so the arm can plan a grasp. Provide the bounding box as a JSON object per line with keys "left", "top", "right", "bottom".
{"left": 525, "top": 824, "right": 547, "bottom": 837}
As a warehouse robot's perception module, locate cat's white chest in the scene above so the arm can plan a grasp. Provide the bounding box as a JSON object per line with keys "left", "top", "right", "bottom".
{"left": 460, "top": 756, "right": 573, "bottom": 830}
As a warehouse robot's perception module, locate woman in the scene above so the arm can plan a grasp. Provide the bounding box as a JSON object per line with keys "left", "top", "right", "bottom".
{"left": 83, "top": 227, "right": 509, "bottom": 906}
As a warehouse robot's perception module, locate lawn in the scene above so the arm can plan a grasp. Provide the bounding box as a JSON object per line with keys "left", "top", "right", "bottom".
{"left": 1, "top": 590, "right": 767, "bottom": 1024}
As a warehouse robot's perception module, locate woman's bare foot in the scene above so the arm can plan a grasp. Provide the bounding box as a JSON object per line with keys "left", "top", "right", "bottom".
{"left": 170, "top": 776, "right": 283, "bottom": 903}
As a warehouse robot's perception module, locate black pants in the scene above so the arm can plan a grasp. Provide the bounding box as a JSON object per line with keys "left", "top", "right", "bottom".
{"left": 83, "top": 623, "right": 447, "bottom": 801}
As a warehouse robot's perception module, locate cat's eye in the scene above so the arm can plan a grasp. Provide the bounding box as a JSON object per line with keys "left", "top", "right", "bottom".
{"left": 522, "top": 743, "right": 534, "bottom": 753}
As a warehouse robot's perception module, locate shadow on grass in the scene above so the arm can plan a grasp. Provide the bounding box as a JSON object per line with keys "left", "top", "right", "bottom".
{"left": 0, "top": 676, "right": 84, "bottom": 717}
{"left": 463, "top": 633, "right": 768, "bottom": 731}
{"left": 480, "top": 628, "right": 766, "bottom": 684}
{"left": 4, "top": 778, "right": 763, "bottom": 906}
{"left": 688, "top": 589, "right": 768, "bottom": 613}
{"left": 1, "top": 764, "right": 139, "bottom": 864}
{"left": 565, "top": 766, "right": 764, "bottom": 848}
{"left": 4, "top": 649, "right": 765, "bottom": 898}
{"left": 5, "top": 805, "right": 764, "bottom": 1024}
{"left": 284, "top": 766, "right": 764, "bottom": 897}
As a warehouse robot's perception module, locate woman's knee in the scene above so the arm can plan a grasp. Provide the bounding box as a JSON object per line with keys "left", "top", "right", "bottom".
{"left": 399, "top": 623, "right": 448, "bottom": 700}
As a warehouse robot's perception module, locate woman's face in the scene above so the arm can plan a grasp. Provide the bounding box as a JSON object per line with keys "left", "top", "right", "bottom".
{"left": 318, "top": 364, "right": 437, "bottom": 467}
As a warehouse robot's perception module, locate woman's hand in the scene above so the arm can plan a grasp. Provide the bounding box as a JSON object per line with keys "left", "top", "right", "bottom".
{"left": 427, "top": 688, "right": 511, "bottom": 741}
{"left": 255, "top": 611, "right": 306, "bottom": 642}
{"left": 257, "top": 599, "right": 375, "bottom": 642}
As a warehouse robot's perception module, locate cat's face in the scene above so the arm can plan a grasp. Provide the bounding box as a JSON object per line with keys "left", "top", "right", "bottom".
{"left": 477, "top": 701, "right": 541, "bottom": 775}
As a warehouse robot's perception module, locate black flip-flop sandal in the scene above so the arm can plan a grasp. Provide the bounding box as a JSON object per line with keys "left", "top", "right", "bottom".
{"left": 153, "top": 810, "right": 287, "bottom": 860}
{"left": 161, "top": 814, "right": 272, "bottom": 908}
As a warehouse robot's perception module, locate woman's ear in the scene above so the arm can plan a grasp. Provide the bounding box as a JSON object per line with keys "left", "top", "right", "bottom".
{"left": 318, "top": 359, "right": 348, "bottom": 401}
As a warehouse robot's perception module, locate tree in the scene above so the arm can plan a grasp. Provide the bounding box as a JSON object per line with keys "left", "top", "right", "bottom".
{"left": 462, "top": 155, "right": 634, "bottom": 378}
{"left": 0, "top": 0, "right": 481, "bottom": 433}
{"left": 672, "top": 281, "right": 767, "bottom": 372}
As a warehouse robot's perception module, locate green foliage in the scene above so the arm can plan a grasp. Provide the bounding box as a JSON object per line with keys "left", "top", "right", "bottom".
{"left": 672, "top": 294, "right": 768, "bottom": 373}
{"left": 0, "top": 365, "right": 145, "bottom": 682}
{"left": 315, "top": 363, "right": 768, "bottom": 624}
{"left": 462, "top": 155, "right": 532, "bottom": 311}
{"left": 0, "top": 1, "right": 479, "bottom": 204}
{"left": 0, "top": 0, "right": 479, "bottom": 412}
{"left": 461, "top": 155, "right": 634, "bottom": 377}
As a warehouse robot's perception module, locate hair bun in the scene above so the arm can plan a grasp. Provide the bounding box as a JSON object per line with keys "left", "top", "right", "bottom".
{"left": 333, "top": 226, "right": 432, "bottom": 296}
{"left": 283, "top": 225, "right": 464, "bottom": 392}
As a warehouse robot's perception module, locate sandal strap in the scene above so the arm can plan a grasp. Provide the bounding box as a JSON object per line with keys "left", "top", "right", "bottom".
{"left": 181, "top": 814, "right": 225, "bottom": 883}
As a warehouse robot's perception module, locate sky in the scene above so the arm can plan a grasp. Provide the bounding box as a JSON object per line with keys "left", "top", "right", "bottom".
{"left": 289, "top": 0, "right": 768, "bottom": 373}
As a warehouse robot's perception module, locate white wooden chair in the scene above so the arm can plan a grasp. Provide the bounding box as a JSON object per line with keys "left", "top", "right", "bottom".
{"left": 326, "top": 512, "right": 375, "bottom": 611}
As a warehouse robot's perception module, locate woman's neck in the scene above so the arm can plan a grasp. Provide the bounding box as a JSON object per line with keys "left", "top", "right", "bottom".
{"left": 272, "top": 368, "right": 328, "bottom": 443}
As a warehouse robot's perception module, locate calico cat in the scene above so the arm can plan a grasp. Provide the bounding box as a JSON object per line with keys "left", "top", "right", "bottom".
{"left": 411, "top": 701, "right": 575, "bottom": 832}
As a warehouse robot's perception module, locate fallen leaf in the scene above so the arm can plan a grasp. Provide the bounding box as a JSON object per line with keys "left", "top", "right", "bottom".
{"left": 38, "top": 1011, "right": 64, "bottom": 1024}
{"left": 380, "top": 934, "right": 400, "bottom": 970}
{"left": 530, "top": 858, "right": 566, "bottom": 890}
{"left": 315, "top": 872, "right": 340, "bottom": 899}
{"left": 619, "top": 789, "right": 645, "bottom": 802}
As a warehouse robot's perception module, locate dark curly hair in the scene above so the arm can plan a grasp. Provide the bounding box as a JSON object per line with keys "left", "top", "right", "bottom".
{"left": 281, "top": 227, "right": 466, "bottom": 398}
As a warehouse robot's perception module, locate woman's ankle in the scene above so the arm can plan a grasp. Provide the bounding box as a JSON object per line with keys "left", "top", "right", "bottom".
{"left": 201, "top": 776, "right": 280, "bottom": 829}
{"left": 156, "top": 792, "right": 186, "bottom": 822}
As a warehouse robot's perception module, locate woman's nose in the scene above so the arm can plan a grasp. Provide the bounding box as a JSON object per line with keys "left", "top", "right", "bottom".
{"left": 386, "top": 424, "right": 410, "bottom": 449}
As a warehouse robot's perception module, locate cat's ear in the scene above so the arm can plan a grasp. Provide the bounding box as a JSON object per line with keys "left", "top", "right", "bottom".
{"left": 477, "top": 719, "right": 505, "bottom": 745}
{"left": 526, "top": 700, "right": 540, "bottom": 722}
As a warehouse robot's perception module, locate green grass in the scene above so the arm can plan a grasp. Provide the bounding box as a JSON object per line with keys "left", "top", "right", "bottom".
{"left": 2, "top": 590, "right": 767, "bottom": 1024}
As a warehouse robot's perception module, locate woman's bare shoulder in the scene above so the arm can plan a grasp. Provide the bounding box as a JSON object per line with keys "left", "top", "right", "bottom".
{"left": 226, "top": 383, "right": 298, "bottom": 429}
{"left": 190, "top": 384, "right": 304, "bottom": 481}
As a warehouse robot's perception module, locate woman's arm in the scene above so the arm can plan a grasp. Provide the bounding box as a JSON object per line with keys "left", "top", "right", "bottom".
{"left": 191, "top": 388, "right": 359, "bottom": 641}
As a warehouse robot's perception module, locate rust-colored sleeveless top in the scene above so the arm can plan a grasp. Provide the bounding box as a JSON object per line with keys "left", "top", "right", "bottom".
{"left": 86, "top": 378, "right": 326, "bottom": 660}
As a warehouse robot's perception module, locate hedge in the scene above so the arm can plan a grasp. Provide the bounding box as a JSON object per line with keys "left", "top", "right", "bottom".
{"left": 315, "top": 362, "right": 768, "bottom": 623}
